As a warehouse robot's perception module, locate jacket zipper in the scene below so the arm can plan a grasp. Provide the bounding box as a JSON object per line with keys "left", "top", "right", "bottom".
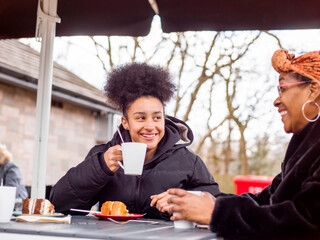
{"left": 134, "top": 175, "right": 142, "bottom": 212}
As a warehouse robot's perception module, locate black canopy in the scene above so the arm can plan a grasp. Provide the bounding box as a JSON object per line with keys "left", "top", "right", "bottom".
{"left": 1, "top": 0, "right": 320, "bottom": 39}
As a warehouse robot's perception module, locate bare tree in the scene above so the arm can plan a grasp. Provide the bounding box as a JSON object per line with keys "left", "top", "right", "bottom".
{"left": 189, "top": 32, "right": 262, "bottom": 175}
{"left": 90, "top": 36, "right": 114, "bottom": 71}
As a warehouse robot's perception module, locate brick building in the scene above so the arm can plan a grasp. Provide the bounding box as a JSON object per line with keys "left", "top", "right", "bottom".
{"left": 0, "top": 39, "right": 119, "bottom": 186}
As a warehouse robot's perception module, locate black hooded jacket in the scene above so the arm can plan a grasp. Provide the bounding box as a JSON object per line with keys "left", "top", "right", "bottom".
{"left": 50, "top": 116, "right": 220, "bottom": 218}
{"left": 211, "top": 118, "right": 320, "bottom": 239}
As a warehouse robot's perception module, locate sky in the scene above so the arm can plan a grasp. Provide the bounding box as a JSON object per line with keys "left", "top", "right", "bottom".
{"left": 20, "top": 17, "right": 320, "bottom": 150}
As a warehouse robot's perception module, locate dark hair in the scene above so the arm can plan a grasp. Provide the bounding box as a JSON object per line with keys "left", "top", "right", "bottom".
{"left": 104, "top": 62, "right": 176, "bottom": 115}
{"left": 291, "top": 72, "right": 312, "bottom": 86}
{"left": 292, "top": 72, "right": 312, "bottom": 83}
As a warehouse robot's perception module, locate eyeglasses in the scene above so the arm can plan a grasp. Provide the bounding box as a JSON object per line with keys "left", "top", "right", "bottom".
{"left": 277, "top": 81, "right": 311, "bottom": 98}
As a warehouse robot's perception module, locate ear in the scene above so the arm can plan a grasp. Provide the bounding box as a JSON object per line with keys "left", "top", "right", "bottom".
{"left": 309, "top": 81, "right": 320, "bottom": 101}
{"left": 121, "top": 116, "right": 129, "bottom": 130}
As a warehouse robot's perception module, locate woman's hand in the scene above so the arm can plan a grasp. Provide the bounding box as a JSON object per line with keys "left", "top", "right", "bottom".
{"left": 150, "top": 191, "right": 172, "bottom": 213}
{"left": 167, "top": 188, "right": 216, "bottom": 225}
{"left": 103, "top": 145, "right": 123, "bottom": 172}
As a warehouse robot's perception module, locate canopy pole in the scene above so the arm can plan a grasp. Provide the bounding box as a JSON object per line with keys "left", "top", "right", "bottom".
{"left": 31, "top": 0, "right": 60, "bottom": 199}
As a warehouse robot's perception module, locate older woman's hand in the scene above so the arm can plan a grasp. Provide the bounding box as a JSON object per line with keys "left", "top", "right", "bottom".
{"left": 167, "top": 188, "right": 216, "bottom": 225}
{"left": 150, "top": 191, "right": 171, "bottom": 212}
{"left": 103, "top": 145, "right": 123, "bottom": 172}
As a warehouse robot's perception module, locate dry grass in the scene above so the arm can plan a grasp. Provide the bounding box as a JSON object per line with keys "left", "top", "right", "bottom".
{"left": 213, "top": 174, "right": 236, "bottom": 194}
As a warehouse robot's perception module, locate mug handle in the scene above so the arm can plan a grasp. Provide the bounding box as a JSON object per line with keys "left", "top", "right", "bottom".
{"left": 117, "top": 148, "right": 124, "bottom": 169}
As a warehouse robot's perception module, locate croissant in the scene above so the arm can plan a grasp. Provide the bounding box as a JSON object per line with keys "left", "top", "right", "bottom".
{"left": 101, "top": 201, "right": 128, "bottom": 216}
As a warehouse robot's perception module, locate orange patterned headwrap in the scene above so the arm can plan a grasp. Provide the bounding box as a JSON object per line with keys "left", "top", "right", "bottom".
{"left": 271, "top": 49, "right": 320, "bottom": 82}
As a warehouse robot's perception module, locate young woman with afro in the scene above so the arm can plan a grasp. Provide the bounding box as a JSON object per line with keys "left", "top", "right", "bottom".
{"left": 50, "top": 62, "right": 220, "bottom": 219}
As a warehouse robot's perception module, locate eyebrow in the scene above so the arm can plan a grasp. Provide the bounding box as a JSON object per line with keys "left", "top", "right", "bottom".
{"left": 133, "top": 111, "right": 163, "bottom": 115}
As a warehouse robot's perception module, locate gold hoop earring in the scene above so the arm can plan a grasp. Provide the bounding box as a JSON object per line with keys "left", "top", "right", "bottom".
{"left": 302, "top": 100, "right": 320, "bottom": 122}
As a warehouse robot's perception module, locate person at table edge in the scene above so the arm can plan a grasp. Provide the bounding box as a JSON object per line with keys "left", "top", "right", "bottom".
{"left": 154, "top": 49, "right": 320, "bottom": 238}
{"left": 50, "top": 62, "right": 221, "bottom": 219}
{"left": 0, "top": 143, "right": 28, "bottom": 211}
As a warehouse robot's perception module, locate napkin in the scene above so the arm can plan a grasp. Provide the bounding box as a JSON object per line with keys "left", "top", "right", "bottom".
{"left": 15, "top": 215, "right": 71, "bottom": 224}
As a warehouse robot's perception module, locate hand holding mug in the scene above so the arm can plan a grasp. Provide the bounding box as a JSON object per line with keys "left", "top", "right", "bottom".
{"left": 150, "top": 191, "right": 171, "bottom": 212}
{"left": 104, "top": 145, "right": 123, "bottom": 172}
{"left": 167, "top": 188, "right": 216, "bottom": 226}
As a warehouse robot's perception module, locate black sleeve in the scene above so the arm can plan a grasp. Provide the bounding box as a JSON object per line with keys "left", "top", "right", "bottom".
{"left": 187, "top": 155, "right": 221, "bottom": 197}
{"left": 49, "top": 145, "right": 114, "bottom": 214}
{"left": 210, "top": 173, "right": 320, "bottom": 238}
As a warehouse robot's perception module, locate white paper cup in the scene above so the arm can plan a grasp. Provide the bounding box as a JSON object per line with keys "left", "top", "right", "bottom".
{"left": 0, "top": 186, "right": 16, "bottom": 223}
{"left": 173, "top": 215, "right": 196, "bottom": 229}
{"left": 187, "top": 190, "right": 202, "bottom": 196}
{"left": 118, "top": 142, "right": 147, "bottom": 175}
{"left": 173, "top": 190, "right": 202, "bottom": 229}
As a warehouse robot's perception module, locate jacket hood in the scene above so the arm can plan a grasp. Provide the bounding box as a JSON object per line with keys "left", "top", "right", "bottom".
{"left": 109, "top": 115, "right": 194, "bottom": 166}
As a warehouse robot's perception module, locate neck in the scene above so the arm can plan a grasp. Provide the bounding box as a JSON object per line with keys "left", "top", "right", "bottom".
{"left": 145, "top": 149, "right": 156, "bottom": 162}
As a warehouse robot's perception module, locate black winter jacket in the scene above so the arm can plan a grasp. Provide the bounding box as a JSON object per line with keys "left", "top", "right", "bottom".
{"left": 50, "top": 116, "right": 220, "bottom": 218}
{"left": 210, "top": 118, "right": 320, "bottom": 239}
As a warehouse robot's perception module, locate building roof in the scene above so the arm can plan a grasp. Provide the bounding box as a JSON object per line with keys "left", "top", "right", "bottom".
{"left": 0, "top": 39, "right": 117, "bottom": 113}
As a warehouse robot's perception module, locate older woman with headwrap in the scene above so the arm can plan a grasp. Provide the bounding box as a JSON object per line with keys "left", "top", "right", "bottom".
{"left": 154, "top": 49, "right": 320, "bottom": 238}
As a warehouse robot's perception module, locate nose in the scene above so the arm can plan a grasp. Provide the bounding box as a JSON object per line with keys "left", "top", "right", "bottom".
{"left": 144, "top": 119, "right": 155, "bottom": 131}
{"left": 273, "top": 96, "right": 281, "bottom": 108}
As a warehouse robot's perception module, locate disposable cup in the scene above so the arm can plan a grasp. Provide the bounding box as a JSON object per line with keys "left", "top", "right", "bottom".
{"left": 173, "top": 190, "right": 202, "bottom": 229}
{"left": 0, "top": 186, "right": 16, "bottom": 223}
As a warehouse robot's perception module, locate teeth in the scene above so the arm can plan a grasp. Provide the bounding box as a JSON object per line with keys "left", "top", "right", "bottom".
{"left": 142, "top": 134, "right": 155, "bottom": 138}
{"left": 280, "top": 111, "right": 287, "bottom": 116}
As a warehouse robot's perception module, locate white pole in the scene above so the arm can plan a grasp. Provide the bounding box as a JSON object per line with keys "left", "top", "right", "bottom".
{"left": 31, "top": 0, "right": 60, "bottom": 198}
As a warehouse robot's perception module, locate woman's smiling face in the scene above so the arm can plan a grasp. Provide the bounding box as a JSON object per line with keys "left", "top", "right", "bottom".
{"left": 273, "top": 72, "right": 311, "bottom": 134}
{"left": 121, "top": 96, "right": 165, "bottom": 161}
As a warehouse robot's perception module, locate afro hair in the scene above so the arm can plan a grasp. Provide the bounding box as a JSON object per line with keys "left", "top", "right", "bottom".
{"left": 104, "top": 62, "right": 176, "bottom": 114}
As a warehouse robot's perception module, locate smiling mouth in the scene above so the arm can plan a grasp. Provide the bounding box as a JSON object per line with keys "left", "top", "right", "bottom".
{"left": 280, "top": 111, "right": 287, "bottom": 117}
{"left": 141, "top": 133, "right": 157, "bottom": 139}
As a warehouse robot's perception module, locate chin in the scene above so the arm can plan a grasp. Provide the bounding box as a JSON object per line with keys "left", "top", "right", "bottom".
{"left": 283, "top": 125, "right": 294, "bottom": 134}
{"left": 146, "top": 142, "right": 158, "bottom": 151}
{"left": 284, "top": 129, "right": 291, "bottom": 134}
{"left": 283, "top": 124, "right": 291, "bottom": 133}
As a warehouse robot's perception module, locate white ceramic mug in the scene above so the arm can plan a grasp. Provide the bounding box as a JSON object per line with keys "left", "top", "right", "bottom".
{"left": 0, "top": 186, "right": 16, "bottom": 223}
{"left": 118, "top": 142, "right": 147, "bottom": 175}
{"left": 173, "top": 190, "right": 202, "bottom": 229}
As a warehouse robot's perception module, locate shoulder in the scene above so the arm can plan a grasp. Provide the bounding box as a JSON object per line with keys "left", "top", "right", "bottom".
{"left": 88, "top": 143, "right": 112, "bottom": 153}
{"left": 91, "top": 143, "right": 110, "bottom": 151}
{"left": 172, "top": 147, "right": 202, "bottom": 163}
{"left": 2, "top": 161, "right": 17, "bottom": 171}
{"left": 1, "top": 162, "right": 21, "bottom": 177}
{"left": 84, "top": 142, "right": 113, "bottom": 160}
